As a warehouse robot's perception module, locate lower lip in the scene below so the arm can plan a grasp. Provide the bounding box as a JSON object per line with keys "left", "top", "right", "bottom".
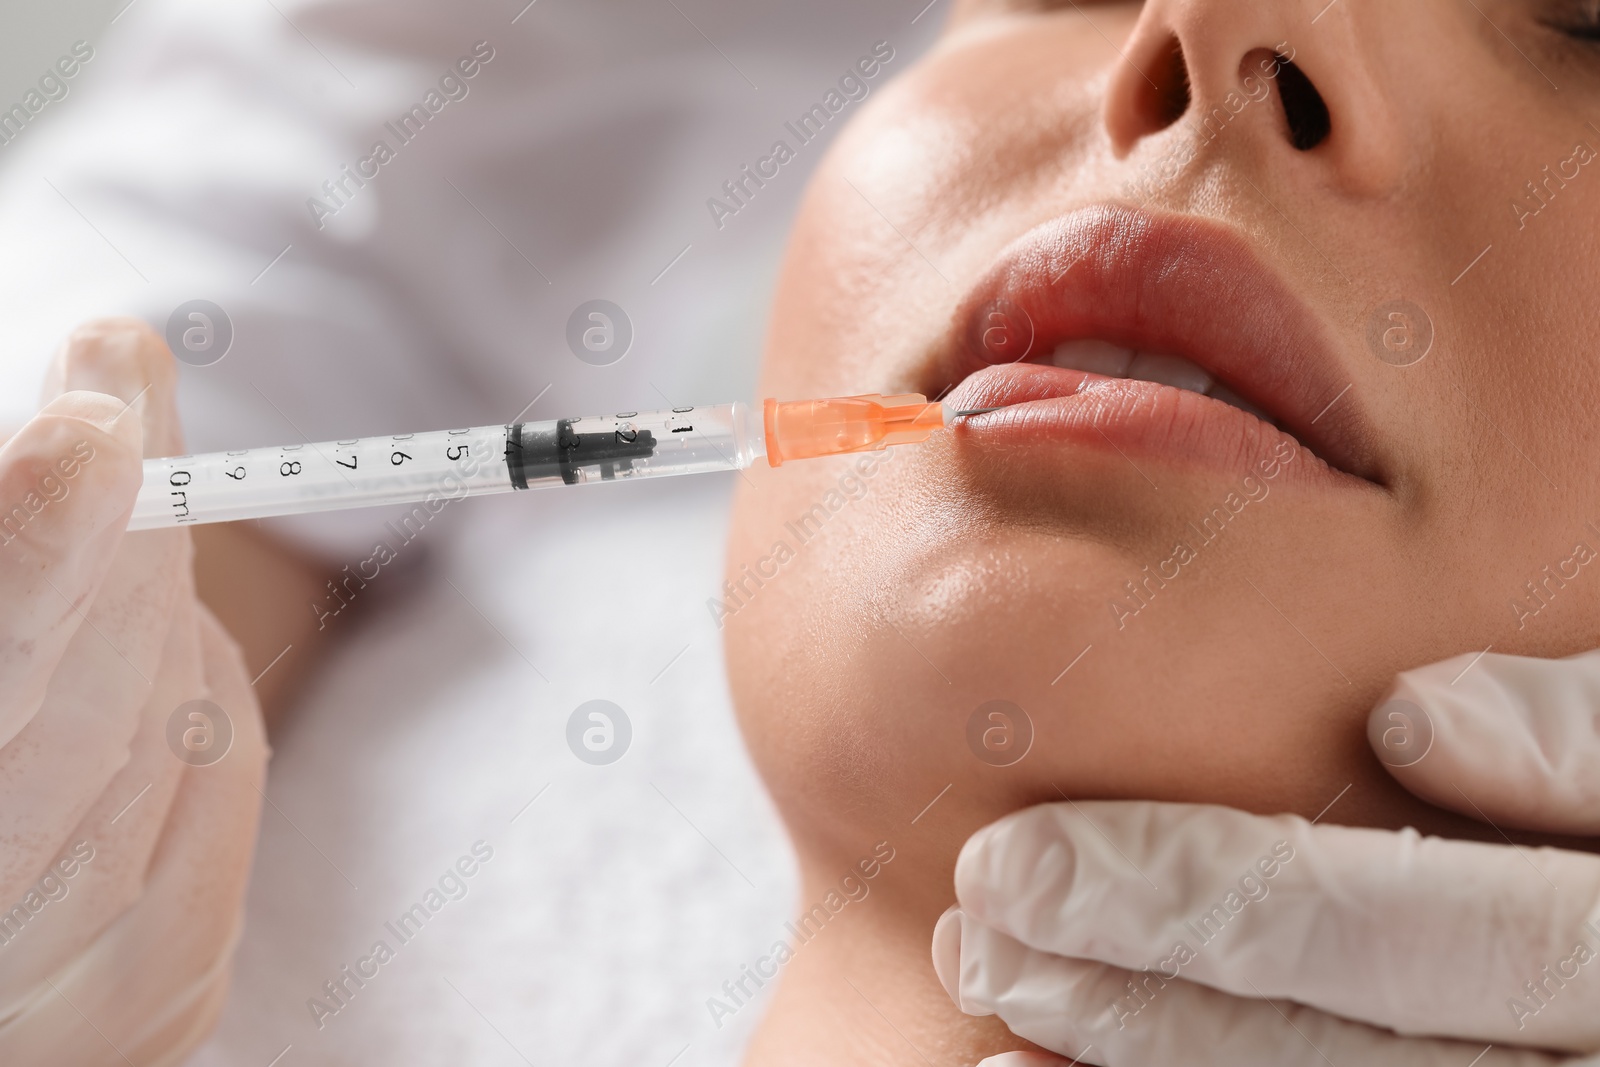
{"left": 945, "top": 363, "right": 1358, "bottom": 490}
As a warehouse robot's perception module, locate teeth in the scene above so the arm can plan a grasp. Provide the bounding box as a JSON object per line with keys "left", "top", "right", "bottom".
{"left": 1046, "top": 338, "right": 1274, "bottom": 425}
{"left": 1127, "top": 352, "right": 1213, "bottom": 394}
{"left": 1207, "top": 383, "right": 1274, "bottom": 423}
{"left": 1051, "top": 339, "right": 1133, "bottom": 378}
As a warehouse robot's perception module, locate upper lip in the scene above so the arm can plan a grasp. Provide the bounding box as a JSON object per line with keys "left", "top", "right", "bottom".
{"left": 922, "top": 204, "right": 1382, "bottom": 485}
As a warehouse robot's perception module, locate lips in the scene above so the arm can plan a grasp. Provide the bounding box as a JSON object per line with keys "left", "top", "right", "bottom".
{"left": 930, "top": 205, "right": 1383, "bottom": 488}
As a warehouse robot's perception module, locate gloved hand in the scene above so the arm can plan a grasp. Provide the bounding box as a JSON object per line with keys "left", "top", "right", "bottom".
{"left": 935, "top": 648, "right": 1600, "bottom": 1066}
{"left": 0, "top": 320, "right": 267, "bottom": 1065}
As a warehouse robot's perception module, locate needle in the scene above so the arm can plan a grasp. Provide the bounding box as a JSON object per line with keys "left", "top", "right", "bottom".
{"left": 948, "top": 405, "right": 1008, "bottom": 418}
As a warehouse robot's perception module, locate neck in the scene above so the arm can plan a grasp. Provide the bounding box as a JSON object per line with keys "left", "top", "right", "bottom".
{"left": 739, "top": 866, "right": 1033, "bottom": 1066}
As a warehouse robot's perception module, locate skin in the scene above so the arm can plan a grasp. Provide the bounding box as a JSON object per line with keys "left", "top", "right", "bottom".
{"left": 723, "top": 1, "right": 1600, "bottom": 1063}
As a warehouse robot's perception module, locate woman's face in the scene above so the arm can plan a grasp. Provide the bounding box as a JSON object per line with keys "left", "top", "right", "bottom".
{"left": 725, "top": 0, "right": 1600, "bottom": 896}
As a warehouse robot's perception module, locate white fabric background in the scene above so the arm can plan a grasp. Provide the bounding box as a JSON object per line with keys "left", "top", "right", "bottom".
{"left": 0, "top": 1, "right": 940, "bottom": 1062}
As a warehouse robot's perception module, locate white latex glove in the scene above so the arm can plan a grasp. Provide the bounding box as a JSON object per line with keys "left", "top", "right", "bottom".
{"left": 0, "top": 321, "right": 267, "bottom": 1065}
{"left": 936, "top": 648, "right": 1600, "bottom": 1066}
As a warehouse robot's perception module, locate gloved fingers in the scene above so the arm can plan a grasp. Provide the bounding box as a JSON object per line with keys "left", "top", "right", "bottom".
{"left": 42, "top": 319, "right": 193, "bottom": 704}
{"left": 1372, "top": 649, "right": 1600, "bottom": 835}
{"left": 0, "top": 390, "right": 142, "bottom": 749}
{"left": 39, "top": 318, "right": 184, "bottom": 459}
{"left": 0, "top": 326, "right": 193, "bottom": 899}
{"left": 114, "top": 607, "right": 263, "bottom": 1062}
{"left": 0, "top": 589, "right": 202, "bottom": 1009}
{"left": 933, "top": 904, "right": 1106, "bottom": 1064}
{"left": 936, "top": 909, "right": 1567, "bottom": 1067}
{"left": 937, "top": 914, "right": 1076, "bottom": 1066}
{"left": 955, "top": 801, "right": 1600, "bottom": 1053}
{"left": 101, "top": 606, "right": 265, "bottom": 1061}
{"left": 0, "top": 609, "right": 265, "bottom": 1066}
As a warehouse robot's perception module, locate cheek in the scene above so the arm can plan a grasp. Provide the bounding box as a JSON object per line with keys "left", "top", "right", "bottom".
{"left": 728, "top": 453, "right": 1168, "bottom": 850}
{"left": 726, "top": 449, "right": 1461, "bottom": 844}
{"left": 757, "top": 23, "right": 1120, "bottom": 404}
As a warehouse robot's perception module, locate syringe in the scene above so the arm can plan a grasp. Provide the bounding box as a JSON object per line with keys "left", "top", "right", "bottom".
{"left": 130, "top": 393, "right": 996, "bottom": 530}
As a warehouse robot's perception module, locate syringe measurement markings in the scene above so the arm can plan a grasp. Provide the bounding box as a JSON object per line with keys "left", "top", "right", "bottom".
{"left": 160, "top": 428, "right": 492, "bottom": 523}
{"left": 131, "top": 403, "right": 777, "bottom": 530}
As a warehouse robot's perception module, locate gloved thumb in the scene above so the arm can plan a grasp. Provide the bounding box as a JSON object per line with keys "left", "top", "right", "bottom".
{"left": 1368, "top": 647, "right": 1600, "bottom": 834}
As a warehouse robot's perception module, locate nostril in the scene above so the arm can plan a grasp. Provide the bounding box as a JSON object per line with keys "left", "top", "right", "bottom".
{"left": 1135, "top": 35, "right": 1191, "bottom": 135}
{"left": 1275, "top": 57, "right": 1331, "bottom": 151}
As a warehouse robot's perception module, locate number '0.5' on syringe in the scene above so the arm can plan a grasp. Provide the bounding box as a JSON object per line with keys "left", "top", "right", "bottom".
{"left": 130, "top": 393, "right": 1002, "bottom": 530}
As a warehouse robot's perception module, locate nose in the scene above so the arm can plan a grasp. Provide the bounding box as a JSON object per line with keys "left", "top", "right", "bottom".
{"left": 1102, "top": 0, "right": 1407, "bottom": 197}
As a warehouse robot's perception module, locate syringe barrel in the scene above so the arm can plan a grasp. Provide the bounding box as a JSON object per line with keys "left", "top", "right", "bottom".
{"left": 129, "top": 402, "right": 764, "bottom": 530}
